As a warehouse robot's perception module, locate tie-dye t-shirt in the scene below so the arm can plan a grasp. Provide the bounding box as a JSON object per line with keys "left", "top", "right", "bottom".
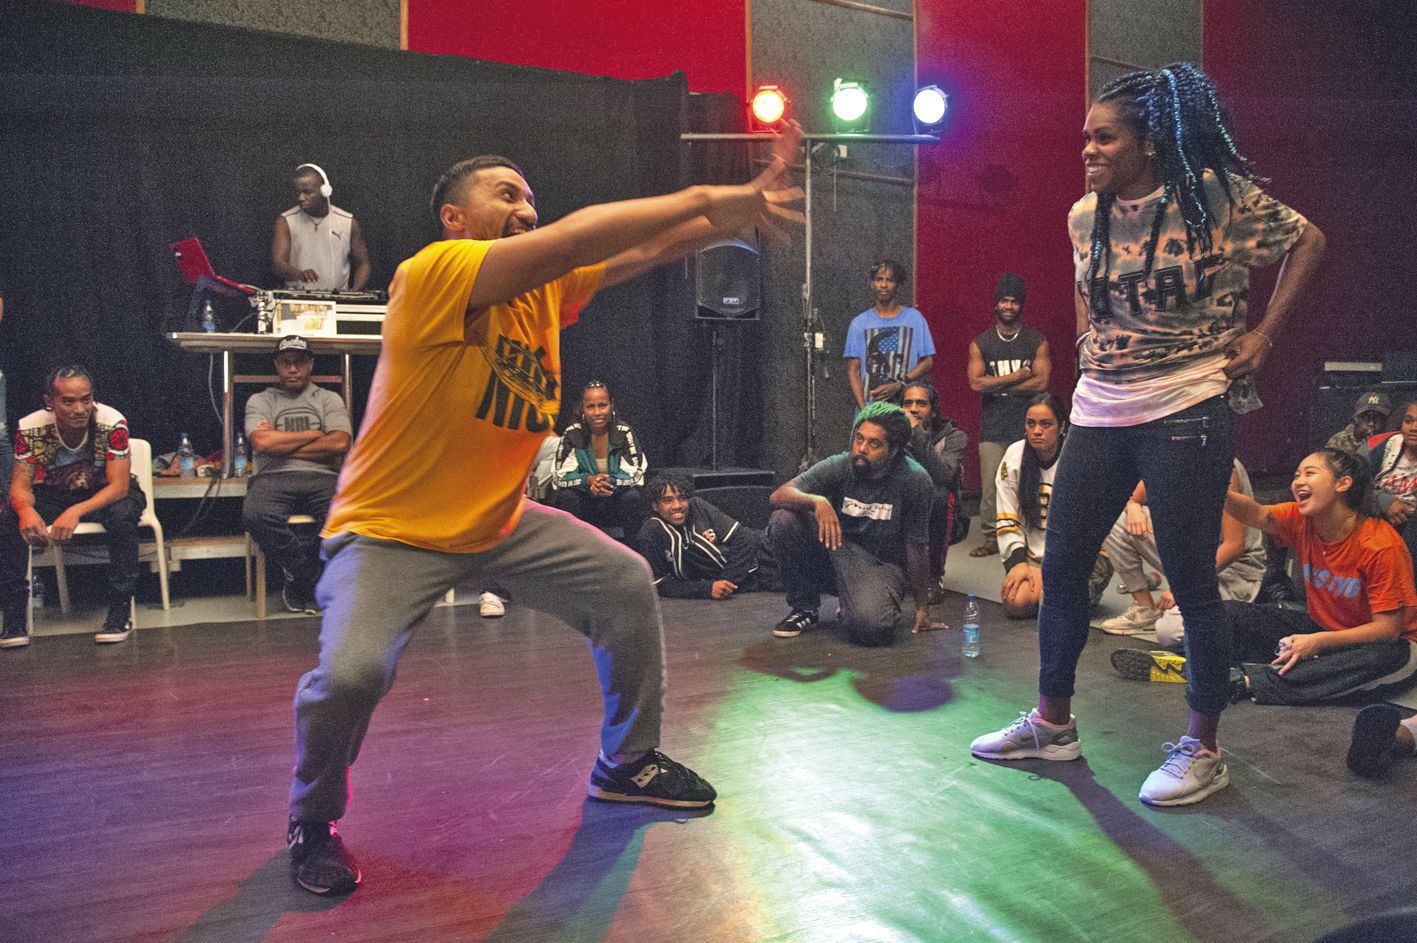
{"left": 1068, "top": 172, "right": 1307, "bottom": 425}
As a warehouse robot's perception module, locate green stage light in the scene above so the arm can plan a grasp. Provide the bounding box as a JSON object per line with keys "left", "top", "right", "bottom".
{"left": 830, "top": 78, "right": 870, "bottom": 132}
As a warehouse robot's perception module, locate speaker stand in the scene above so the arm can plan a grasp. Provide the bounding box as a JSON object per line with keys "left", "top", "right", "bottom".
{"left": 709, "top": 322, "right": 722, "bottom": 470}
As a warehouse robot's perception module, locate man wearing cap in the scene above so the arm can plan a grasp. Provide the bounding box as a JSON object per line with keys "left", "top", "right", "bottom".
{"left": 1327, "top": 391, "right": 1391, "bottom": 456}
{"left": 243, "top": 336, "right": 352, "bottom": 614}
{"left": 966, "top": 273, "right": 1051, "bottom": 557}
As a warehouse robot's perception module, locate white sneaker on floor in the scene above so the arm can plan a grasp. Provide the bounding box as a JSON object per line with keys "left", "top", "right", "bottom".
{"left": 970, "top": 709, "right": 1082, "bottom": 761}
{"left": 1099, "top": 604, "right": 1164, "bottom": 635}
{"left": 1138, "top": 736, "right": 1229, "bottom": 806}
{"left": 478, "top": 592, "right": 506, "bottom": 618}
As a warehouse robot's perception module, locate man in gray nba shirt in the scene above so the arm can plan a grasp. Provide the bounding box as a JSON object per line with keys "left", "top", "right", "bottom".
{"left": 243, "top": 335, "right": 352, "bottom": 613}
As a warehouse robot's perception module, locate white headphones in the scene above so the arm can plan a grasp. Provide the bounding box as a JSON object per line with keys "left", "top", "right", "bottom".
{"left": 296, "top": 163, "right": 333, "bottom": 199}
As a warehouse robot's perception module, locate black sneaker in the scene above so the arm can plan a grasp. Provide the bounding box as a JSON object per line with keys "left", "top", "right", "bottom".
{"left": 773, "top": 608, "right": 818, "bottom": 638}
{"left": 288, "top": 819, "right": 362, "bottom": 894}
{"left": 0, "top": 627, "right": 29, "bottom": 649}
{"left": 283, "top": 582, "right": 320, "bottom": 615}
{"left": 587, "top": 750, "right": 716, "bottom": 808}
{"left": 94, "top": 601, "right": 133, "bottom": 644}
{"left": 1347, "top": 704, "right": 1403, "bottom": 779}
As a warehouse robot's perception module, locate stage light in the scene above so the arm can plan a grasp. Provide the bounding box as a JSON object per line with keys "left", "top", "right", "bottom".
{"left": 750, "top": 85, "right": 788, "bottom": 127}
{"left": 912, "top": 85, "right": 948, "bottom": 131}
{"left": 830, "top": 78, "right": 871, "bottom": 132}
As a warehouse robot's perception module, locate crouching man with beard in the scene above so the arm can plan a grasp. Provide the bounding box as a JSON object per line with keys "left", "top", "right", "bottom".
{"left": 766, "top": 402, "right": 934, "bottom": 645}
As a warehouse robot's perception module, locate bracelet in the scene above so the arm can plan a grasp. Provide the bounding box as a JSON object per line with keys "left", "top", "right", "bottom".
{"left": 1251, "top": 328, "right": 1274, "bottom": 349}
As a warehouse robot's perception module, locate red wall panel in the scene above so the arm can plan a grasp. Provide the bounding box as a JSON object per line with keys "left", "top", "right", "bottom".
{"left": 1205, "top": 1, "right": 1417, "bottom": 474}
{"left": 407, "top": 0, "right": 746, "bottom": 95}
{"left": 914, "top": 1, "right": 1088, "bottom": 487}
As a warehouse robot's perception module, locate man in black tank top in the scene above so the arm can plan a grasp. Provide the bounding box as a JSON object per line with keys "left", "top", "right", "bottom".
{"left": 966, "top": 273, "right": 1051, "bottom": 556}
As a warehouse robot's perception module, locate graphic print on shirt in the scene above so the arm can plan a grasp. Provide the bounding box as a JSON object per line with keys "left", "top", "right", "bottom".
{"left": 864, "top": 326, "right": 915, "bottom": 387}
{"left": 476, "top": 334, "right": 558, "bottom": 433}
{"left": 842, "top": 496, "right": 895, "bottom": 522}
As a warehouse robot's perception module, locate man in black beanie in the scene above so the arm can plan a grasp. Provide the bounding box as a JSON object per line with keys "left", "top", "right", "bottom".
{"left": 965, "top": 273, "right": 1051, "bottom": 557}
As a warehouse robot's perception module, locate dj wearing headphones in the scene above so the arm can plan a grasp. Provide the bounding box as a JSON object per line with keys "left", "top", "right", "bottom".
{"left": 271, "top": 162, "right": 372, "bottom": 291}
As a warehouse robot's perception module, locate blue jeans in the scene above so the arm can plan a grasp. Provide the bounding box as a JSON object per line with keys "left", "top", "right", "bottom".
{"left": 1039, "top": 396, "right": 1235, "bottom": 714}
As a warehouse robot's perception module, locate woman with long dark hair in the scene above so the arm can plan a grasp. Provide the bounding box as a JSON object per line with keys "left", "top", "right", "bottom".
{"left": 1207, "top": 448, "right": 1417, "bottom": 710}
{"left": 971, "top": 63, "right": 1326, "bottom": 806}
{"left": 994, "top": 394, "right": 1066, "bottom": 619}
{"left": 551, "top": 381, "right": 649, "bottom": 541}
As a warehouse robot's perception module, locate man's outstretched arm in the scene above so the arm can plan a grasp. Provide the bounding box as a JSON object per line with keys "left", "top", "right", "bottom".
{"left": 469, "top": 125, "right": 803, "bottom": 307}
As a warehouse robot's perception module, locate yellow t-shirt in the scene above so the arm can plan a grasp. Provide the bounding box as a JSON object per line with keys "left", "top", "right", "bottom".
{"left": 323, "top": 239, "right": 604, "bottom": 552}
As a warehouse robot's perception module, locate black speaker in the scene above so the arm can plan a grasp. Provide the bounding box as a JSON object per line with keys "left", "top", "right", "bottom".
{"left": 695, "top": 240, "right": 760, "bottom": 321}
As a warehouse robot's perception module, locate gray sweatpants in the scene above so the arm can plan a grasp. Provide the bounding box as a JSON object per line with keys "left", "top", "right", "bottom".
{"left": 289, "top": 501, "right": 666, "bottom": 822}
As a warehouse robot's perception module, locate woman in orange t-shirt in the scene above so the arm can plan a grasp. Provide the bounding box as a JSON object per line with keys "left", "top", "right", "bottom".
{"left": 1220, "top": 448, "right": 1417, "bottom": 706}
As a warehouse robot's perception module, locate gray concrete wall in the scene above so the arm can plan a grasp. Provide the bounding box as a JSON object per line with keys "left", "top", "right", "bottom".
{"left": 1089, "top": 0, "right": 1203, "bottom": 97}
{"left": 146, "top": 0, "right": 401, "bottom": 49}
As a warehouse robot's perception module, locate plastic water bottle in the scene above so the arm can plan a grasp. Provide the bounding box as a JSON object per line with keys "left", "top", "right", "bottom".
{"left": 31, "top": 577, "right": 45, "bottom": 610}
{"left": 232, "top": 431, "right": 248, "bottom": 478}
{"left": 201, "top": 300, "right": 218, "bottom": 333}
{"left": 962, "top": 594, "right": 981, "bottom": 658}
{"left": 178, "top": 433, "right": 195, "bottom": 478}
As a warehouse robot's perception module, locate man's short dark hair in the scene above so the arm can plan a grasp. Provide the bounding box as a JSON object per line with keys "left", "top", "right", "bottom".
{"left": 46, "top": 364, "right": 93, "bottom": 397}
{"left": 869, "top": 259, "right": 909, "bottom": 287}
{"left": 646, "top": 473, "right": 695, "bottom": 505}
{"left": 853, "top": 402, "right": 911, "bottom": 453}
{"left": 429, "top": 155, "right": 526, "bottom": 225}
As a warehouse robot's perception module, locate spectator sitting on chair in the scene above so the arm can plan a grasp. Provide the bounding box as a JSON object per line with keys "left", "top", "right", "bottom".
{"left": 551, "top": 381, "right": 648, "bottom": 541}
{"left": 1098, "top": 459, "right": 1266, "bottom": 640}
{"left": 243, "top": 335, "right": 352, "bottom": 615}
{"left": 994, "top": 393, "right": 1071, "bottom": 619}
{"left": 0, "top": 365, "right": 145, "bottom": 647}
{"left": 638, "top": 473, "right": 778, "bottom": 600}
{"left": 1328, "top": 390, "right": 1391, "bottom": 457}
{"left": 767, "top": 402, "right": 934, "bottom": 645}
{"left": 1369, "top": 400, "right": 1417, "bottom": 579}
{"left": 901, "top": 380, "right": 967, "bottom": 603}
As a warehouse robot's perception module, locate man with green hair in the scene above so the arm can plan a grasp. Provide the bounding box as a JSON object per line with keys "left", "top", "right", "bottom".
{"left": 767, "top": 402, "right": 934, "bottom": 645}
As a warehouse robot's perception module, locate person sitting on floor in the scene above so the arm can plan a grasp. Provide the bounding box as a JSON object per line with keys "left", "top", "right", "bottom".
{"left": 766, "top": 402, "right": 933, "bottom": 645}
{"left": 637, "top": 473, "right": 778, "bottom": 600}
{"left": 995, "top": 393, "right": 1067, "bottom": 619}
{"left": 0, "top": 365, "right": 146, "bottom": 647}
{"left": 550, "top": 380, "right": 648, "bottom": 541}
{"left": 242, "top": 335, "right": 352, "bottom": 615}
{"left": 1368, "top": 399, "right": 1417, "bottom": 580}
{"left": 1327, "top": 390, "right": 1391, "bottom": 457}
{"left": 1117, "top": 448, "right": 1417, "bottom": 707}
{"left": 901, "top": 380, "right": 967, "bottom": 603}
{"left": 1098, "top": 459, "right": 1266, "bottom": 640}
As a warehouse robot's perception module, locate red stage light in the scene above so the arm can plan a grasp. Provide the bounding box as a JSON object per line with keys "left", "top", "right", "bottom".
{"left": 749, "top": 85, "right": 788, "bottom": 129}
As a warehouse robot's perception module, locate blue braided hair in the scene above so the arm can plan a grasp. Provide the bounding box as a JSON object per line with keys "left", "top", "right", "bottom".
{"left": 1085, "top": 63, "right": 1266, "bottom": 292}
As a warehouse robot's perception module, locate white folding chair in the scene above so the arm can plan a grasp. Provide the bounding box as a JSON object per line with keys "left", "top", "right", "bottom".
{"left": 28, "top": 437, "right": 170, "bottom": 627}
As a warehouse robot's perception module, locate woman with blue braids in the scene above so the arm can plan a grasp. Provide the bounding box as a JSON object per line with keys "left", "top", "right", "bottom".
{"left": 971, "top": 63, "right": 1326, "bottom": 806}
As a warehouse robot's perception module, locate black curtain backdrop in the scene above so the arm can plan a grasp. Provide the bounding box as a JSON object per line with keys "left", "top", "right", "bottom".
{"left": 0, "top": 0, "right": 761, "bottom": 472}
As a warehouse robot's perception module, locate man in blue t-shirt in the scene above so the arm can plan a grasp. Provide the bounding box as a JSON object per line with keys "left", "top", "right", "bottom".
{"left": 766, "top": 402, "right": 934, "bottom": 646}
{"left": 843, "top": 260, "right": 936, "bottom": 410}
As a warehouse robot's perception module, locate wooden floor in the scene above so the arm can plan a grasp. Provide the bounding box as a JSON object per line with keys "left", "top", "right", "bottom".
{"left": 2, "top": 587, "right": 1414, "bottom": 943}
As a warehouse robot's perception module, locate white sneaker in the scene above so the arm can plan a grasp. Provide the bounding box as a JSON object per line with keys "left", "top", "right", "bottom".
{"left": 970, "top": 709, "right": 1082, "bottom": 761}
{"left": 478, "top": 592, "right": 506, "bottom": 618}
{"left": 1138, "top": 736, "right": 1229, "bottom": 806}
{"left": 1098, "top": 604, "right": 1164, "bottom": 635}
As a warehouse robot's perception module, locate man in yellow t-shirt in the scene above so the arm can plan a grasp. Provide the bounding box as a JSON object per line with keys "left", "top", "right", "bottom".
{"left": 286, "top": 136, "right": 804, "bottom": 896}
